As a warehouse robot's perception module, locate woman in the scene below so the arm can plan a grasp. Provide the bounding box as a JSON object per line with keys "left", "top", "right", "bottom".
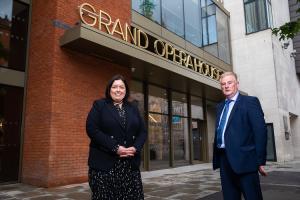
{"left": 86, "top": 74, "right": 147, "bottom": 200}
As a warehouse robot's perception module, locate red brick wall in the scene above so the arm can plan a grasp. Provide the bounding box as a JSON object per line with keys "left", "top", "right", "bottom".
{"left": 23, "top": 0, "right": 131, "bottom": 187}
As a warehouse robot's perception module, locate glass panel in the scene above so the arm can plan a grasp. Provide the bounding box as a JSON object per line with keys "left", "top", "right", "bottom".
{"left": 173, "top": 117, "right": 189, "bottom": 166}
{"left": 202, "top": 19, "right": 208, "bottom": 46}
{"left": 191, "top": 96, "right": 204, "bottom": 120}
{"left": 135, "top": 0, "right": 161, "bottom": 24}
{"left": 172, "top": 91, "right": 187, "bottom": 117}
{"left": 129, "top": 80, "right": 144, "bottom": 114}
{"left": 200, "top": 0, "right": 206, "bottom": 8}
{"left": 266, "top": 0, "right": 273, "bottom": 28}
{"left": 217, "top": 7, "right": 231, "bottom": 64}
{"left": 192, "top": 120, "right": 202, "bottom": 161}
{"left": 204, "top": 43, "right": 218, "bottom": 57}
{"left": 258, "top": 0, "right": 267, "bottom": 30}
{"left": 148, "top": 85, "right": 168, "bottom": 114}
{"left": 148, "top": 114, "right": 169, "bottom": 170}
{"left": 132, "top": 0, "right": 144, "bottom": 14}
{"left": 208, "top": 15, "right": 217, "bottom": 44}
{"left": 245, "top": 2, "right": 258, "bottom": 33}
{"left": 201, "top": 0, "right": 217, "bottom": 46}
{"left": 266, "top": 123, "right": 276, "bottom": 161}
{"left": 184, "top": 0, "right": 202, "bottom": 47}
{"left": 207, "top": 4, "right": 216, "bottom": 16}
{"left": 162, "top": 0, "right": 184, "bottom": 37}
{"left": 0, "top": 0, "right": 29, "bottom": 71}
{"left": 129, "top": 80, "right": 145, "bottom": 170}
{"left": 0, "top": 0, "right": 13, "bottom": 68}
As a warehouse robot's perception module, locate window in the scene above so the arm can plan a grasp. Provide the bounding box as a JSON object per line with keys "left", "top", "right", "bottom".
{"left": 0, "top": 0, "right": 29, "bottom": 71}
{"left": 148, "top": 85, "right": 169, "bottom": 170}
{"left": 162, "top": 0, "right": 184, "bottom": 37}
{"left": 132, "top": 0, "right": 161, "bottom": 24}
{"left": 131, "top": 0, "right": 230, "bottom": 63}
{"left": 172, "top": 92, "right": 189, "bottom": 166}
{"left": 216, "top": 7, "right": 231, "bottom": 64}
{"left": 244, "top": 0, "right": 273, "bottom": 34}
{"left": 201, "top": 0, "right": 217, "bottom": 45}
{"left": 184, "top": 0, "right": 202, "bottom": 47}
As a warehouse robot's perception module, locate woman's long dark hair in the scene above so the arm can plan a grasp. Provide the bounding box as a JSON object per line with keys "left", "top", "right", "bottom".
{"left": 105, "top": 74, "right": 130, "bottom": 102}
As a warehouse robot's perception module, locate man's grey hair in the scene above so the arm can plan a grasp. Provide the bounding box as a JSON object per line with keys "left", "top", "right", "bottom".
{"left": 220, "top": 71, "right": 238, "bottom": 81}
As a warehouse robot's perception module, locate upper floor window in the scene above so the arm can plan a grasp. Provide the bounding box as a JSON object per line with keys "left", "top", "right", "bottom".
{"left": 132, "top": 0, "right": 161, "bottom": 24}
{"left": 161, "top": 0, "right": 184, "bottom": 37}
{"left": 244, "top": 0, "right": 273, "bottom": 34}
{"left": 132, "top": 0, "right": 230, "bottom": 64}
{"left": 0, "top": 0, "right": 29, "bottom": 72}
{"left": 201, "top": 0, "right": 217, "bottom": 45}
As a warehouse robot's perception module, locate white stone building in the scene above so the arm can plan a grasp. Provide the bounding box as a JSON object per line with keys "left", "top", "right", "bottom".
{"left": 223, "top": 0, "right": 300, "bottom": 161}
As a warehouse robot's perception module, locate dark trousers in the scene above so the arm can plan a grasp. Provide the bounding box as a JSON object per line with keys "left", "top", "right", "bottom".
{"left": 218, "top": 149, "right": 263, "bottom": 200}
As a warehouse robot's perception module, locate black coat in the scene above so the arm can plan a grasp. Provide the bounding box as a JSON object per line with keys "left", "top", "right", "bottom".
{"left": 86, "top": 98, "right": 147, "bottom": 171}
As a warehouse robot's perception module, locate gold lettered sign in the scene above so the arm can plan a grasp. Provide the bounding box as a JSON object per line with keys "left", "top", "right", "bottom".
{"left": 79, "top": 3, "right": 223, "bottom": 81}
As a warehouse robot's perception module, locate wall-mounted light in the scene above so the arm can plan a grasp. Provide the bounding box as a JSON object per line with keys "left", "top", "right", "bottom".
{"left": 290, "top": 50, "right": 297, "bottom": 58}
{"left": 282, "top": 41, "right": 290, "bottom": 49}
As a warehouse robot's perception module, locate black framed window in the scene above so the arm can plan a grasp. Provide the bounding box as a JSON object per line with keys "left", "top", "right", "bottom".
{"left": 244, "top": 0, "right": 273, "bottom": 34}
{"left": 0, "top": 0, "right": 29, "bottom": 71}
{"left": 201, "top": 0, "right": 217, "bottom": 45}
{"left": 266, "top": 123, "right": 276, "bottom": 161}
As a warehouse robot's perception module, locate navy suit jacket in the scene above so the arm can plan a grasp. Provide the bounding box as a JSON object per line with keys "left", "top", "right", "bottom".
{"left": 213, "top": 94, "right": 267, "bottom": 174}
{"left": 86, "top": 98, "right": 147, "bottom": 171}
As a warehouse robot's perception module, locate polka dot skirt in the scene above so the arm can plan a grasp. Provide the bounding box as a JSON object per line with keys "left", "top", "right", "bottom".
{"left": 88, "top": 159, "right": 144, "bottom": 200}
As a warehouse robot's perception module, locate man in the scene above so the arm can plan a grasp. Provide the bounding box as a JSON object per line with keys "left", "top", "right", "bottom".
{"left": 213, "top": 72, "right": 268, "bottom": 200}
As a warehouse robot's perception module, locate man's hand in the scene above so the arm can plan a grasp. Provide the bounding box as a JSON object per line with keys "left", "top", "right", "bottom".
{"left": 258, "top": 165, "right": 267, "bottom": 176}
{"left": 117, "top": 146, "right": 136, "bottom": 157}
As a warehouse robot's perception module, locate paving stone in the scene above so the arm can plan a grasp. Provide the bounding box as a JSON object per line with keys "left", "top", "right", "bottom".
{"left": 0, "top": 161, "right": 300, "bottom": 200}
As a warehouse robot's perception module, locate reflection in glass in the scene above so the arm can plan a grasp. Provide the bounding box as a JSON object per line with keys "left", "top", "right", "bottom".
{"left": 162, "top": 0, "right": 184, "bottom": 37}
{"left": 191, "top": 96, "right": 204, "bottom": 120}
{"left": 201, "top": 0, "right": 217, "bottom": 45}
{"left": 217, "top": 7, "right": 231, "bottom": 64}
{"left": 148, "top": 85, "right": 168, "bottom": 114}
{"left": 149, "top": 114, "right": 169, "bottom": 170}
{"left": 129, "top": 80, "right": 145, "bottom": 169}
{"left": 0, "top": 0, "right": 12, "bottom": 20}
{"left": 184, "top": 0, "right": 202, "bottom": 47}
{"left": 172, "top": 91, "right": 187, "bottom": 117}
{"left": 132, "top": 0, "right": 143, "bottom": 14}
{"left": 132, "top": 0, "right": 161, "bottom": 24}
{"left": 131, "top": 0, "right": 231, "bottom": 63}
{"left": 208, "top": 15, "right": 217, "bottom": 44}
{"left": 244, "top": 1, "right": 257, "bottom": 33}
{"left": 173, "top": 116, "right": 189, "bottom": 166}
{"left": 129, "top": 80, "right": 144, "bottom": 114}
{"left": 244, "top": 0, "right": 272, "bottom": 34}
{"left": 0, "top": 0, "right": 29, "bottom": 71}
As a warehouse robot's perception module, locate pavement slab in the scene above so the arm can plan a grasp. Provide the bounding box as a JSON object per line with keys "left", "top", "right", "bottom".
{"left": 0, "top": 160, "right": 299, "bottom": 200}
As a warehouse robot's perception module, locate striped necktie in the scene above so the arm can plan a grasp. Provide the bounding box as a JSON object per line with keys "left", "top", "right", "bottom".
{"left": 217, "top": 99, "right": 232, "bottom": 148}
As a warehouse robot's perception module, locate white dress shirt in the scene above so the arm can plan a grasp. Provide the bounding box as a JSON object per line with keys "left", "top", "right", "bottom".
{"left": 219, "top": 92, "right": 239, "bottom": 148}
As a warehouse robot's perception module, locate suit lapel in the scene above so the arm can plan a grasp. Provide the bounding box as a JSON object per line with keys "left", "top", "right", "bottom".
{"left": 225, "top": 94, "right": 242, "bottom": 129}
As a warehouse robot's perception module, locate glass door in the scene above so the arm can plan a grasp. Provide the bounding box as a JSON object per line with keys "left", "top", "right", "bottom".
{"left": 0, "top": 84, "right": 23, "bottom": 182}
